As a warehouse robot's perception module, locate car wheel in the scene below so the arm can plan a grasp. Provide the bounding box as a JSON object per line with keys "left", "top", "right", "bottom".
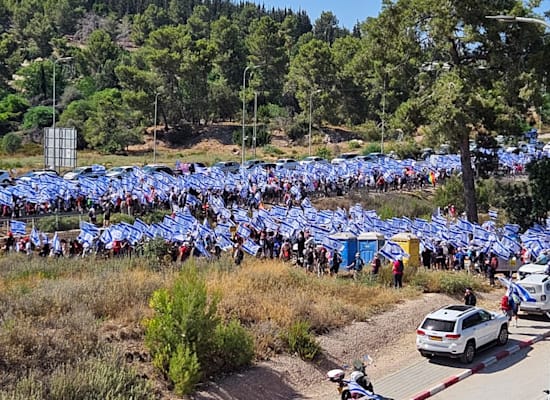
{"left": 460, "top": 341, "right": 476, "bottom": 364}
{"left": 497, "top": 326, "right": 508, "bottom": 346}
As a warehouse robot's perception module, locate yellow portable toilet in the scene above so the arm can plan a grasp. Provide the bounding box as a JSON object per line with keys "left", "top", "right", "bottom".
{"left": 391, "top": 232, "right": 420, "bottom": 267}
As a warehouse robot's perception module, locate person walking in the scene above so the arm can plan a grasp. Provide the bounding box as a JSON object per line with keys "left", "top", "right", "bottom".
{"left": 346, "top": 253, "right": 364, "bottom": 280}
{"left": 392, "top": 256, "right": 404, "bottom": 288}
{"left": 371, "top": 253, "right": 381, "bottom": 276}
{"left": 464, "top": 287, "right": 477, "bottom": 306}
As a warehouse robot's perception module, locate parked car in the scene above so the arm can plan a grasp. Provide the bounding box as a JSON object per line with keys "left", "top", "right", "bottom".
{"left": 211, "top": 161, "right": 240, "bottom": 174}
{"left": 416, "top": 304, "right": 508, "bottom": 364}
{"left": 259, "top": 162, "right": 277, "bottom": 170}
{"left": 243, "top": 159, "right": 264, "bottom": 169}
{"left": 105, "top": 165, "right": 137, "bottom": 179}
{"left": 275, "top": 158, "right": 299, "bottom": 170}
{"left": 0, "top": 170, "right": 14, "bottom": 186}
{"left": 63, "top": 165, "right": 106, "bottom": 180}
{"left": 518, "top": 256, "right": 549, "bottom": 279}
{"left": 142, "top": 164, "right": 174, "bottom": 176}
{"left": 18, "top": 169, "right": 59, "bottom": 183}
{"left": 331, "top": 153, "right": 359, "bottom": 165}
{"left": 517, "top": 273, "right": 550, "bottom": 320}
{"left": 299, "top": 156, "right": 328, "bottom": 166}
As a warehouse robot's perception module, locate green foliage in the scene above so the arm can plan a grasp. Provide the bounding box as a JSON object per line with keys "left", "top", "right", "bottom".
{"left": 0, "top": 94, "right": 30, "bottom": 131}
{"left": 263, "top": 144, "right": 283, "bottom": 155}
{"left": 439, "top": 273, "right": 481, "bottom": 296}
{"left": 232, "top": 126, "right": 271, "bottom": 147}
{"left": 283, "top": 320, "right": 320, "bottom": 360}
{"left": 316, "top": 146, "right": 332, "bottom": 159}
{"left": 348, "top": 140, "right": 361, "bottom": 150}
{"left": 22, "top": 106, "right": 52, "bottom": 129}
{"left": 384, "top": 141, "right": 420, "bottom": 160}
{"left": 495, "top": 182, "right": 535, "bottom": 231}
{"left": 287, "top": 120, "right": 309, "bottom": 141}
{"left": 2, "top": 133, "right": 22, "bottom": 154}
{"left": 35, "top": 216, "right": 81, "bottom": 232}
{"left": 164, "top": 124, "right": 193, "bottom": 147}
{"left": 145, "top": 266, "right": 253, "bottom": 393}
{"left": 110, "top": 213, "right": 135, "bottom": 225}
{"left": 434, "top": 175, "right": 465, "bottom": 211}
{"left": 527, "top": 158, "right": 550, "bottom": 221}
{"left": 168, "top": 343, "right": 201, "bottom": 396}
{"left": 142, "top": 237, "right": 171, "bottom": 261}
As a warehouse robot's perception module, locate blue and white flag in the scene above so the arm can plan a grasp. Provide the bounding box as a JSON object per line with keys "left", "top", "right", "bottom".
{"left": 30, "top": 226, "right": 41, "bottom": 246}
{"left": 10, "top": 220, "right": 26, "bottom": 235}
{"left": 236, "top": 224, "right": 251, "bottom": 239}
{"left": 379, "top": 240, "right": 409, "bottom": 262}
{"left": 52, "top": 232, "right": 62, "bottom": 253}
{"left": 488, "top": 209, "right": 499, "bottom": 220}
{"left": 242, "top": 240, "right": 260, "bottom": 256}
{"left": 498, "top": 276, "right": 536, "bottom": 303}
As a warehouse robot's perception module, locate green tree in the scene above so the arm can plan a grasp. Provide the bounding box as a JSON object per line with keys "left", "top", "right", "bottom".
{"left": 22, "top": 105, "right": 52, "bottom": 129}
{"left": 83, "top": 88, "right": 143, "bottom": 153}
{"left": 246, "top": 16, "right": 288, "bottom": 104}
{"left": 78, "top": 29, "right": 123, "bottom": 90}
{"left": 2, "top": 132, "right": 22, "bottom": 154}
{"left": 527, "top": 158, "right": 550, "bottom": 222}
{"left": 312, "top": 11, "right": 347, "bottom": 45}
{"left": 0, "top": 94, "right": 30, "bottom": 133}
{"left": 15, "top": 60, "right": 66, "bottom": 102}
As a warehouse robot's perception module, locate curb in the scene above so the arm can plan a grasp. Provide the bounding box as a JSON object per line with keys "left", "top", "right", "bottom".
{"left": 409, "top": 329, "right": 550, "bottom": 400}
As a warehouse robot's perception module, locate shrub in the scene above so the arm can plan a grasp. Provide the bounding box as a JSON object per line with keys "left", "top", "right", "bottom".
{"left": 232, "top": 126, "right": 271, "bottom": 147}
{"left": 165, "top": 124, "right": 193, "bottom": 146}
{"left": 22, "top": 106, "right": 53, "bottom": 129}
{"left": 110, "top": 212, "right": 135, "bottom": 224}
{"left": 348, "top": 140, "right": 362, "bottom": 150}
{"left": 439, "top": 272, "right": 482, "bottom": 295}
{"left": 287, "top": 120, "right": 309, "bottom": 141}
{"left": 283, "top": 320, "right": 320, "bottom": 360}
{"left": 36, "top": 215, "right": 81, "bottom": 232}
{"left": 213, "top": 319, "right": 254, "bottom": 370}
{"left": 2, "top": 132, "right": 22, "bottom": 154}
{"left": 168, "top": 343, "right": 201, "bottom": 396}
{"left": 48, "top": 355, "right": 154, "bottom": 400}
{"left": 316, "top": 146, "right": 332, "bottom": 160}
{"left": 263, "top": 144, "right": 284, "bottom": 155}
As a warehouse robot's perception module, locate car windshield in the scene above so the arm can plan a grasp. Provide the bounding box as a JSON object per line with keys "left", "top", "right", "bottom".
{"left": 421, "top": 318, "right": 456, "bottom": 333}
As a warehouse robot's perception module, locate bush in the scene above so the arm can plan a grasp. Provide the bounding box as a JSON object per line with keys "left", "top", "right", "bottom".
{"left": 263, "top": 144, "right": 283, "bottom": 155}
{"left": 145, "top": 266, "right": 253, "bottom": 394}
{"left": 287, "top": 120, "right": 309, "bottom": 141}
{"left": 2, "top": 132, "right": 22, "bottom": 154}
{"left": 439, "top": 272, "right": 482, "bottom": 295}
{"left": 232, "top": 125, "right": 271, "bottom": 147}
{"left": 110, "top": 213, "right": 135, "bottom": 224}
{"left": 165, "top": 124, "right": 193, "bottom": 146}
{"left": 22, "top": 106, "right": 53, "bottom": 129}
{"left": 316, "top": 146, "right": 332, "bottom": 160}
{"left": 36, "top": 215, "right": 81, "bottom": 232}
{"left": 283, "top": 320, "right": 320, "bottom": 360}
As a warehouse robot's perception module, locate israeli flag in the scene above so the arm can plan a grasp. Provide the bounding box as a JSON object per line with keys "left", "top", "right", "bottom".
{"left": 242, "top": 240, "right": 260, "bottom": 256}
{"left": 379, "top": 240, "right": 409, "bottom": 262}
{"left": 100, "top": 228, "right": 113, "bottom": 245}
{"left": 52, "top": 232, "right": 62, "bottom": 253}
{"left": 498, "top": 277, "right": 536, "bottom": 303}
{"left": 236, "top": 224, "right": 251, "bottom": 239}
{"left": 488, "top": 209, "right": 499, "bottom": 220}
{"left": 30, "top": 226, "right": 41, "bottom": 246}
{"left": 10, "top": 220, "right": 26, "bottom": 235}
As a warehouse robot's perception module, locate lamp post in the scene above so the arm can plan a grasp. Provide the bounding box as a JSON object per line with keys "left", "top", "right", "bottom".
{"left": 253, "top": 91, "right": 258, "bottom": 158}
{"left": 242, "top": 64, "right": 263, "bottom": 165}
{"left": 485, "top": 15, "right": 550, "bottom": 29}
{"left": 153, "top": 93, "right": 160, "bottom": 163}
{"left": 52, "top": 56, "right": 72, "bottom": 171}
{"left": 308, "top": 89, "right": 322, "bottom": 156}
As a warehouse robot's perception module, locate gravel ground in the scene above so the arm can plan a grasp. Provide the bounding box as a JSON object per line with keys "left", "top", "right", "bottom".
{"left": 189, "top": 290, "right": 502, "bottom": 400}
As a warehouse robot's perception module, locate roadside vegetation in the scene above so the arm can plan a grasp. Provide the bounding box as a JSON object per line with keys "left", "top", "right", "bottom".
{"left": 0, "top": 251, "right": 490, "bottom": 397}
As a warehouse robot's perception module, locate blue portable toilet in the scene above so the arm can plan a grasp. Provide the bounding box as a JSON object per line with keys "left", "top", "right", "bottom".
{"left": 357, "top": 232, "right": 385, "bottom": 264}
{"left": 329, "top": 232, "right": 357, "bottom": 268}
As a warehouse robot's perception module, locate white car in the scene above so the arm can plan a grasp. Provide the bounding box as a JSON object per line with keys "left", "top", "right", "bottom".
{"left": 543, "top": 142, "right": 550, "bottom": 153}
{"left": 275, "top": 158, "right": 299, "bottom": 170}
{"left": 416, "top": 304, "right": 509, "bottom": 364}
{"left": 331, "top": 152, "right": 359, "bottom": 165}
{"left": 517, "top": 274, "right": 550, "bottom": 320}
{"left": 299, "top": 156, "right": 328, "bottom": 166}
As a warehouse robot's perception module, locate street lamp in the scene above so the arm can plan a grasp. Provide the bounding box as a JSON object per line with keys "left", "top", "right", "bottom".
{"left": 308, "top": 89, "right": 322, "bottom": 156}
{"left": 153, "top": 93, "right": 160, "bottom": 163}
{"left": 485, "top": 15, "right": 550, "bottom": 29}
{"left": 242, "top": 64, "right": 263, "bottom": 165}
{"left": 52, "top": 56, "right": 72, "bottom": 171}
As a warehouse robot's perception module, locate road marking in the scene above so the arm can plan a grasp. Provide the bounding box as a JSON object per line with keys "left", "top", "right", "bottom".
{"left": 409, "top": 329, "right": 550, "bottom": 400}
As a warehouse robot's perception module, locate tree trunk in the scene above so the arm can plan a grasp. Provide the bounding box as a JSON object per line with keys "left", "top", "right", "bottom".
{"left": 459, "top": 134, "right": 478, "bottom": 223}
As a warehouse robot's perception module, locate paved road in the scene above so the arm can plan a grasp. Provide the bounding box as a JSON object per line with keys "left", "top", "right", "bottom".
{"left": 373, "top": 315, "right": 550, "bottom": 400}
{"left": 430, "top": 337, "right": 550, "bottom": 400}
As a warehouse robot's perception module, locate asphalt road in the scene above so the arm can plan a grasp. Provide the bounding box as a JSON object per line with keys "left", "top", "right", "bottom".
{"left": 373, "top": 315, "right": 550, "bottom": 400}
{"left": 430, "top": 337, "right": 550, "bottom": 400}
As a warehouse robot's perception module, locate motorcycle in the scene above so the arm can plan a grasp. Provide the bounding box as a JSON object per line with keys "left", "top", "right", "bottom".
{"left": 327, "top": 356, "right": 393, "bottom": 400}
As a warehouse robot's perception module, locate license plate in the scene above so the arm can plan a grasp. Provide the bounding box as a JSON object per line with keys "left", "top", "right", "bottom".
{"left": 429, "top": 336, "right": 442, "bottom": 341}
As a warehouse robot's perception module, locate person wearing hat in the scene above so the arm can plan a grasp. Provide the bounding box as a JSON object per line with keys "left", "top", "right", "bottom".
{"left": 346, "top": 252, "right": 365, "bottom": 280}
{"left": 464, "top": 287, "right": 477, "bottom": 306}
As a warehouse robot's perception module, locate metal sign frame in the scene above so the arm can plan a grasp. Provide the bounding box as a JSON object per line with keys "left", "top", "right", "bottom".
{"left": 44, "top": 127, "right": 77, "bottom": 171}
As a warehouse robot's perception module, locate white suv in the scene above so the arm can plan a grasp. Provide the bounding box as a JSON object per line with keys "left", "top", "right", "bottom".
{"left": 416, "top": 305, "right": 509, "bottom": 364}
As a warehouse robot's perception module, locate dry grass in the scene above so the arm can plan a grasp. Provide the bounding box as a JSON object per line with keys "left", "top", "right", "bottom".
{"left": 208, "top": 259, "right": 414, "bottom": 358}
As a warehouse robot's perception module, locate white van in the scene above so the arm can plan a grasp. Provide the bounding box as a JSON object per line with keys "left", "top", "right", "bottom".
{"left": 517, "top": 274, "right": 550, "bottom": 320}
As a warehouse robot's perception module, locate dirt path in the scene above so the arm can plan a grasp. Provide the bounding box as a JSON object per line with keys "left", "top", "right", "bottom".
{"left": 190, "top": 290, "right": 501, "bottom": 400}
